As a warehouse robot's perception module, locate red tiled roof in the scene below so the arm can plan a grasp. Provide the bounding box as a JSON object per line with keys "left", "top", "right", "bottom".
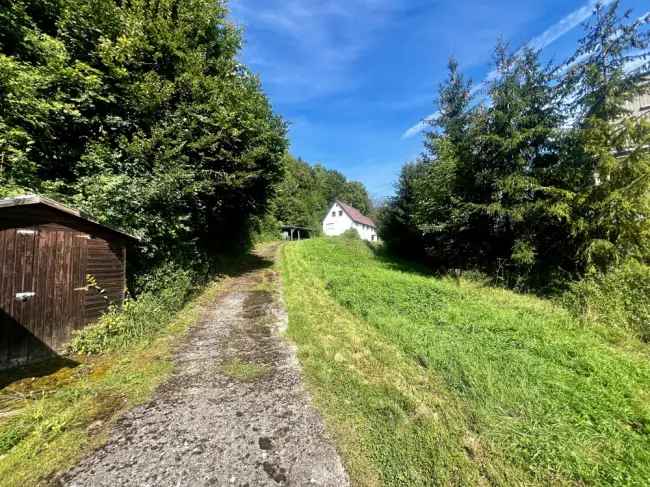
{"left": 336, "top": 200, "right": 375, "bottom": 227}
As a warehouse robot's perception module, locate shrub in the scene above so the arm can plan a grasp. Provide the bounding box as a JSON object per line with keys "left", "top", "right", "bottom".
{"left": 69, "top": 264, "right": 195, "bottom": 355}
{"left": 340, "top": 228, "right": 361, "bottom": 240}
{"left": 564, "top": 259, "right": 650, "bottom": 341}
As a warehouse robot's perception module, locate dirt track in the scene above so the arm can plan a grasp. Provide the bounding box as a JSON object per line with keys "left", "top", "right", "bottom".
{"left": 59, "top": 244, "right": 349, "bottom": 487}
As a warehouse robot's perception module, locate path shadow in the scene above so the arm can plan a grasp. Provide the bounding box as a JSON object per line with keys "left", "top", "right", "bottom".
{"left": 209, "top": 245, "right": 276, "bottom": 280}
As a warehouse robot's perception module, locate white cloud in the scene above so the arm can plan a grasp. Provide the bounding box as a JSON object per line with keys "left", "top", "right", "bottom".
{"left": 401, "top": 0, "right": 612, "bottom": 139}
{"left": 527, "top": 0, "right": 616, "bottom": 52}
{"left": 401, "top": 113, "right": 437, "bottom": 140}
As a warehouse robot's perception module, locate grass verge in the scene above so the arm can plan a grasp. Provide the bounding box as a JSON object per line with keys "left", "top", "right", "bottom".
{"left": 0, "top": 278, "right": 226, "bottom": 487}
{"left": 279, "top": 238, "right": 650, "bottom": 486}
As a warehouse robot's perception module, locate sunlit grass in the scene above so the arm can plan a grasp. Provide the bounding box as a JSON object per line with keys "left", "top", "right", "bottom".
{"left": 280, "top": 238, "right": 650, "bottom": 486}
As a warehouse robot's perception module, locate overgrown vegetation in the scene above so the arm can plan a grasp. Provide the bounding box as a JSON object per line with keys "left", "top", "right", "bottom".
{"left": 281, "top": 238, "right": 650, "bottom": 486}
{"left": 564, "top": 259, "right": 650, "bottom": 341}
{"left": 380, "top": 2, "right": 650, "bottom": 296}
{"left": 69, "top": 264, "right": 194, "bottom": 354}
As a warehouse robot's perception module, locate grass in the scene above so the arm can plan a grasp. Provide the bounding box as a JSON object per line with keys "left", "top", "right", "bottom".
{"left": 279, "top": 237, "right": 650, "bottom": 486}
{"left": 0, "top": 278, "right": 227, "bottom": 487}
{"left": 222, "top": 358, "right": 269, "bottom": 382}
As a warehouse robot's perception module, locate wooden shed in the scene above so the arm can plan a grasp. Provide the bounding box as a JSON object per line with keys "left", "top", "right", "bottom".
{"left": 0, "top": 195, "right": 138, "bottom": 368}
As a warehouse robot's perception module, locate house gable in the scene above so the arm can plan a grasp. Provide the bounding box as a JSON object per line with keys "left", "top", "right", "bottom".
{"left": 321, "top": 201, "right": 378, "bottom": 242}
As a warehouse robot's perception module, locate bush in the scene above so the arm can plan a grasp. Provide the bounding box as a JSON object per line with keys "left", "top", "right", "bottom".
{"left": 340, "top": 228, "right": 361, "bottom": 240}
{"left": 69, "top": 264, "right": 195, "bottom": 355}
{"left": 564, "top": 260, "right": 650, "bottom": 341}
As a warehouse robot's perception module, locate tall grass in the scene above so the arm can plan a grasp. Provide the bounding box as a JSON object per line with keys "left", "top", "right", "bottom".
{"left": 280, "top": 238, "right": 650, "bottom": 486}
{"left": 564, "top": 259, "right": 650, "bottom": 342}
{"left": 69, "top": 264, "right": 194, "bottom": 354}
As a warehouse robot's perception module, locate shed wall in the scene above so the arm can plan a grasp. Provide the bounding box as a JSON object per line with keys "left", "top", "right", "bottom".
{"left": 0, "top": 204, "right": 128, "bottom": 368}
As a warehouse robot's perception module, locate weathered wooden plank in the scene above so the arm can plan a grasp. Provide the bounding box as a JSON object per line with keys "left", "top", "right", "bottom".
{"left": 0, "top": 230, "right": 9, "bottom": 364}
{"left": 21, "top": 228, "right": 37, "bottom": 361}
{"left": 44, "top": 230, "right": 57, "bottom": 350}
{"left": 61, "top": 231, "right": 74, "bottom": 345}
{"left": 52, "top": 231, "right": 65, "bottom": 348}
{"left": 33, "top": 230, "right": 49, "bottom": 359}
{"left": 11, "top": 229, "right": 29, "bottom": 363}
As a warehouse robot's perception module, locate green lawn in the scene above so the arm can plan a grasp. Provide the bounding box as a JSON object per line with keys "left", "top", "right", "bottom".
{"left": 279, "top": 238, "right": 650, "bottom": 486}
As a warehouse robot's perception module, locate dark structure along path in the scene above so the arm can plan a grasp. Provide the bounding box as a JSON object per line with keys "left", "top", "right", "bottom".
{"left": 0, "top": 195, "right": 138, "bottom": 369}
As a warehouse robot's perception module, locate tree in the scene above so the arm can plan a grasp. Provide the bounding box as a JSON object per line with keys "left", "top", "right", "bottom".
{"left": 269, "top": 156, "right": 372, "bottom": 232}
{"left": 378, "top": 160, "right": 427, "bottom": 256}
{"left": 562, "top": 0, "right": 650, "bottom": 271}
{"left": 0, "top": 0, "right": 288, "bottom": 265}
{"left": 424, "top": 57, "right": 473, "bottom": 160}
{"left": 407, "top": 58, "right": 475, "bottom": 265}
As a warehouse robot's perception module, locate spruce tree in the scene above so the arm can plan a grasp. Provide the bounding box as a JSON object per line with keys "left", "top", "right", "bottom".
{"left": 562, "top": 0, "right": 650, "bottom": 271}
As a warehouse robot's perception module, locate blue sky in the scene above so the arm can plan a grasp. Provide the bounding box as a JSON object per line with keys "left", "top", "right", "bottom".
{"left": 229, "top": 0, "right": 648, "bottom": 198}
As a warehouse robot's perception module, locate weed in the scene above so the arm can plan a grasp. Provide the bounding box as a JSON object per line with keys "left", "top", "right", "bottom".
{"left": 222, "top": 358, "right": 269, "bottom": 382}
{"left": 564, "top": 259, "right": 650, "bottom": 341}
{"left": 69, "top": 265, "right": 194, "bottom": 355}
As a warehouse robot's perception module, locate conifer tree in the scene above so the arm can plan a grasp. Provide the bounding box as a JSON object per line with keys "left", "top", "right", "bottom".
{"left": 562, "top": 0, "right": 650, "bottom": 271}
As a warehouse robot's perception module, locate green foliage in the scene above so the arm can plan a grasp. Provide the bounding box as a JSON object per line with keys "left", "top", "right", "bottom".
{"left": 281, "top": 237, "right": 650, "bottom": 486}
{"left": 69, "top": 264, "right": 194, "bottom": 354}
{"left": 378, "top": 161, "right": 427, "bottom": 257}
{"left": 382, "top": 1, "right": 650, "bottom": 291}
{"left": 0, "top": 0, "right": 287, "bottom": 264}
{"left": 340, "top": 228, "right": 361, "bottom": 240}
{"left": 564, "top": 260, "right": 650, "bottom": 341}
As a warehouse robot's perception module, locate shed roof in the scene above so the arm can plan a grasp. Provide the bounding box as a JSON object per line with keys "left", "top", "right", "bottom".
{"left": 335, "top": 200, "right": 375, "bottom": 228}
{"left": 0, "top": 194, "right": 140, "bottom": 241}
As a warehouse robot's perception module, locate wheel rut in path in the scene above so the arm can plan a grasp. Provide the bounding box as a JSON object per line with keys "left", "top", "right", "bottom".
{"left": 59, "top": 244, "right": 349, "bottom": 487}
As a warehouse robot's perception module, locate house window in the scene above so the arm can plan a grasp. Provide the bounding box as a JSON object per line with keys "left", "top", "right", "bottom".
{"left": 339, "top": 211, "right": 343, "bottom": 216}
{"left": 332, "top": 211, "right": 336, "bottom": 217}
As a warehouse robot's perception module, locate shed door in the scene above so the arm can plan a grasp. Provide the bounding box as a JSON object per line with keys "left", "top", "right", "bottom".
{"left": 39, "top": 230, "right": 89, "bottom": 349}
{"left": 0, "top": 228, "right": 88, "bottom": 366}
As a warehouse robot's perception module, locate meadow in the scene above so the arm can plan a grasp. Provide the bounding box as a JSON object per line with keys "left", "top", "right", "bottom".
{"left": 280, "top": 238, "right": 650, "bottom": 486}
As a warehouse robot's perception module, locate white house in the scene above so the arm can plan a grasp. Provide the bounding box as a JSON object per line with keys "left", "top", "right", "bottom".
{"left": 322, "top": 200, "right": 378, "bottom": 242}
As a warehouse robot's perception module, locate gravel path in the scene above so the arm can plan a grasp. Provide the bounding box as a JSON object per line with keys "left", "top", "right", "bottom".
{"left": 59, "top": 244, "right": 349, "bottom": 487}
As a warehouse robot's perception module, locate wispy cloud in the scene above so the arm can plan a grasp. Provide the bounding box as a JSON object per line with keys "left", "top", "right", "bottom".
{"left": 401, "top": 0, "right": 614, "bottom": 139}
{"left": 527, "top": 0, "right": 616, "bottom": 51}
{"left": 402, "top": 113, "right": 437, "bottom": 140}
{"left": 230, "top": 0, "right": 403, "bottom": 104}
